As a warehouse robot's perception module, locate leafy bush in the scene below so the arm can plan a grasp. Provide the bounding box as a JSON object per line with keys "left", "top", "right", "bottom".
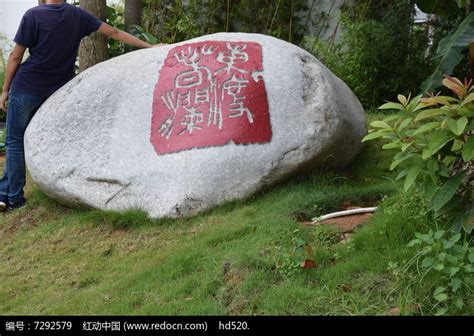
{"left": 308, "top": 1, "right": 431, "bottom": 109}
{"left": 142, "top": 0, "right": 308, "bottom": 44}
{"left": 408, "top": 229, "right": 473, "bottom": 315}
{"left": 363, "top": 76, "right": 473, "bottom": 232}
{"left": 105, "top": 5, "right": 125, "bottom": 57}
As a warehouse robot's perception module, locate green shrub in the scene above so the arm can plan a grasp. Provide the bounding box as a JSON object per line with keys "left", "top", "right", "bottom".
{"left": 105, "top": 5, "right": 125, "bottom": 57}
{"left": 308, "top": 0, "right": 431, "bottom": 109}
{"left": 363, "top": 76, "right": 473, "bottom": 232}
{"left": 408, "top": 229, "right": 473, "bottom": 315}
{"left": 142, "top": 0, "right": 308, "bottom": 44}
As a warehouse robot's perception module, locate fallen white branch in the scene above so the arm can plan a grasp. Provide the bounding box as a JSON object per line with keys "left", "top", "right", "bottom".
{"left": 310, "top": 207, "right": 378, "bottom": 225}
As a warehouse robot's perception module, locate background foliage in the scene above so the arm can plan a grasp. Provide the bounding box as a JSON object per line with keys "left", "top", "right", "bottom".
{"left": 119, "top": 0, "right": 472, "bottom": 110}
{"left": 309, "top": 0, "right": 432, "bottom": 108}
{"left": 140, "top": 0, "right": 309, "bottom": 45}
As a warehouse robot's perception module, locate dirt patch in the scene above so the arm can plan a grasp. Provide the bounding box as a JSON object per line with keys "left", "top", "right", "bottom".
{"left": 318, "top": 213, "right": 374, "bottom": 232}
{"left": 296, "top": 213, "right": 374, "bottom": 232}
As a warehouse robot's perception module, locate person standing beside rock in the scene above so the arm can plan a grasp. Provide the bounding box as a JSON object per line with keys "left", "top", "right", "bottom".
{"left": 0, "top": 0, "right": 158, "bottom": 211}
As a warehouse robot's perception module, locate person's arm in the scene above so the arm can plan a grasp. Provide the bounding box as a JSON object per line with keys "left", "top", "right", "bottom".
{"left": 0, "top": 44, "right": 27, "bottom": 112}
{"left": 97, "top": 23, "right": 153, "bottom": 49}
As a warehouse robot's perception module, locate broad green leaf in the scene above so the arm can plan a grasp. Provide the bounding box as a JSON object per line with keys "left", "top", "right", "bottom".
{"left": 421, "top": 12, "right": 474, "bottom": 92}
{"left": 404, "top": 165, "right": 422, "bottom": 191}
{"left": 463, "top": 223, "right": 473, "bottom": 234}
{"left": 423, "top": 173, "right": 439, "bottom": 195}
{"left": 434, "top": 230, "right": 446, "bottom": 239}
{"left": 434, "top": 196, "right": 462, "bottom": 219}
{"left": 415, "top": 232, "right": 427, "bottom": 240}
{"left": 407, "top": 239, "right": 420, "bottom": 247}
{"left": 407, "top": 95, "right": 424, "bottom": 113}
{"left": 451, "top": 139, "right": 464, "bottom": 152}
{"left": 382, "top": 142, "right": 400, "bottom": 150}
{"left": 443, "top": 156, "right": 456, "bottom": 166}
{"left": 390, "top": 154, "right": 414, "bottom": 171}
{"left": 401, "top": 141, "right": 414, "bottom": 152}
{"left": 447, "top": 119, "right": 457, "bottom": 135}
{"left": 461, "top": 92, "right": 474, "bottom": 106}
{"left": 459, "top": 106, "right": 474, "bottom": 117}
{"left": 432, "top": 172, "right": 466, "bottom": 212}
{"left": 447, "top": 116, "right": 468, "bottom": 135}
{"left": 415, "top": 108, "right": 446, "bottom": 121}
{"left": 434, "top": 263, "right": 445, "bottom": 271}
{"left": 433, "top": 293, "right": 448, "bottom": 302}
{"left": 454, "top": 298, "right": 464, "bottom": 310}
{"left": 394, "top": 151, "right": 410, "bottom": 161}
{"left": 438, "top": 162, "right": 450, "bottom": 177}
{"left": 421, "top": 257, "right": 434, "bottom": 267}
{"left": 397, "top": 118, "right": 413, "bottom": 132}
{"left": 462, "top": 136, "right": 474, "bottom": 161}
{"left": 427, "top": 159, "right": 439, "bottom": 173}
{"left": 396, "top": 169, "right": 409, "bottom": 181}
{"left": 438, "top": 253, "right": 447, "bottom": 261}
{"left": 435, "top": 308, "right": 448, "bottom": 316}
{"left": 379, "top": 102, "right": 404, "bottom": 110}
{"left": 450, "top": 233, "right": 461, "bottom": 243}
{"left": 412, "top": 122, "right": 441, "bottom": 136}
{"left": 421, "top": 132, "right": 454, "bottom": 159}
{"left": 370, "top": 120, "right": 391, "bottom": 129}
{"left": 450, "top": 277, "right": 462, "bottom": 292}
{"left": 433, "top": 286, "right": 446, "bottom": 296}
{"left": 445, "top": 266, "right": 460, "bottom": 277}
{"left": 469, "top": 251, "right": 474, "bottom": 263}
{"left": 361, "top": 130, "right": 388, "bottom": 142}
{"left": 443, "top": 239, "right": 456, "bottom": 249}
{"left": 441, "top": 119, "right": 448, "bottom": 129}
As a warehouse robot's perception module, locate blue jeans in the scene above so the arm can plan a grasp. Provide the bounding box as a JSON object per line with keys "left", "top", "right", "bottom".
{"left": 0, "top": 91, "right": 47, "bottom": 205}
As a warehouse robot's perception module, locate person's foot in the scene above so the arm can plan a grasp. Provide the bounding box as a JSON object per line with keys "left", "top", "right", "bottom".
{"left": 0, "top": 196, "right": 7, "bottom": 212}
{"left": 7, "top": 198, "right": 26, "bottom": 211}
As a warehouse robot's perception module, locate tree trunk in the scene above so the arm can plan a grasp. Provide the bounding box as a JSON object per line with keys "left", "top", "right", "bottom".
{"left": 79, "top": 0, "right": 108, "bottom": 72}
{"left": 124, "top": 0, "right": 142, "bottom": 33}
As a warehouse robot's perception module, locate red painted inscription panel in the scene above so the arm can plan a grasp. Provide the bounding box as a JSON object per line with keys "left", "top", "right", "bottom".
{"left": 150, "top": 41, "right": 272, "bottom": 155}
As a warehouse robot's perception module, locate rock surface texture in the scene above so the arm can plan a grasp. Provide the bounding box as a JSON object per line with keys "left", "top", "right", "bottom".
{"left": 25, "top": 33, "right": 366, "bottom": 218}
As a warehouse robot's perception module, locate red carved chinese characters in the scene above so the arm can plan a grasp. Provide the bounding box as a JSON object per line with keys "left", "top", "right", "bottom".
{"left": 150, "top": 41, "right": 272, "bottom": 155}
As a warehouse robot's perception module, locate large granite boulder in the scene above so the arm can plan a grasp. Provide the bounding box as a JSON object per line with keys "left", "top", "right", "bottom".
{"left": 25, "top": 33, "right": 366, "bottom": 218}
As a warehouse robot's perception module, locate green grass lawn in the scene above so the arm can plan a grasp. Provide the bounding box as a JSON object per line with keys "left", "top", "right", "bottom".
{"left": 0, "top": 126, "right": 472, "bottom": 315}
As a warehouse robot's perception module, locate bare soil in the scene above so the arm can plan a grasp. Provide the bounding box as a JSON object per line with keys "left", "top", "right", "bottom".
{"left": 318, "top": 213, "right": 374, "bottom": 232}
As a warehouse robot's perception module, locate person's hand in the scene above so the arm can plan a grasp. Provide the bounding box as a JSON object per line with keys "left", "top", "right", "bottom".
{"left": 153, "top": 43, "right": 168, "bottom": 48}
{"left": 0, "top": 91, "right": 8, "bottom": 112}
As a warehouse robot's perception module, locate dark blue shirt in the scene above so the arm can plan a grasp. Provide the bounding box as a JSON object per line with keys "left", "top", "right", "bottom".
{"left": 11, "top": 3, "right": 102, "bottom": 97}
